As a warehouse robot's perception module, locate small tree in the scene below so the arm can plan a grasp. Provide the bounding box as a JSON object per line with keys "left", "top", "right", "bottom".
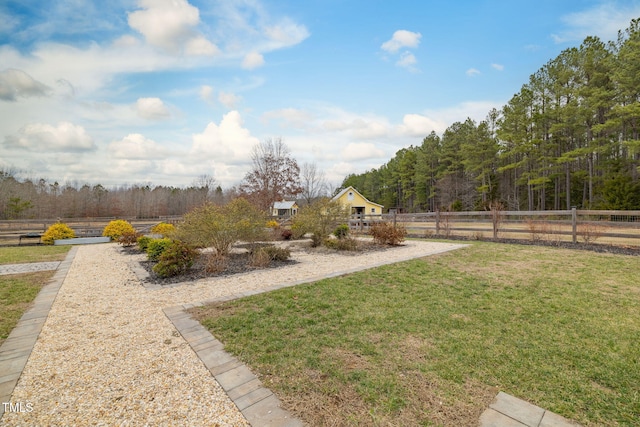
{"left": 173, "top": 198, "right": 266, "bottom": 255}
{"left": 292, "top": 198, "right": 350, "bottom": 247}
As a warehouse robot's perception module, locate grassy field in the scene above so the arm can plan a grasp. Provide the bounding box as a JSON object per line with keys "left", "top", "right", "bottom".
{"left": 192, "top": 242, "right": 640, "bottom": 426}
{"left": 0, "top": 246, "right": 70, "bottom": 346}
{"left": 0, "top": 245, "right": 70, "bottom": 265}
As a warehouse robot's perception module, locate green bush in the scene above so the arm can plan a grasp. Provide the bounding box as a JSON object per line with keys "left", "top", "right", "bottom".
{"left": 137, "top": 235, "right": 152, "bottom": 251}
{"left": 146, "top": 238, "right": 173, "bottom": 261}
{"left": 152, "top": 240, "right": 198, "bottom": 278}
{"left": 42, "top": 223, "right": 76, "bottom": 245}
{"left": 333, "top": 224, "right": 350, "bottom": 240}
{"left": 370, "top": 222, "right": 407, "bottom": 246}
{"left": 102, "top": 220, "right": 136, "bottom": 241}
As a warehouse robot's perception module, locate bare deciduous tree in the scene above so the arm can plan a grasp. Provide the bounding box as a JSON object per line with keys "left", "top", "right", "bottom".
{"left": 300, "top": 162, "right": 327, "bottom": 206}
{"left": 240, "top": 138, "right": 302, "bottom": 210}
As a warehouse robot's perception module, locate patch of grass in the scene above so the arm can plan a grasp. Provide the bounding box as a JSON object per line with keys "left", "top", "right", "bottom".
{"left": 191, "top": 242, "right": 640, "bottom": 426}
{"left": 0, "top": 271, "right": 53, "bottom": 346}
{"left": 0, "top": 246, "right": 70, "bottom": 265}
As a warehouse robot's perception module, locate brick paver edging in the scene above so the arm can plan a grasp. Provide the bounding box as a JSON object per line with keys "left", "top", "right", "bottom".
{"left": 163, "top": 305, "right": 303, "bottom": 427}
{"left": 0, "top": 247, "right": 78, "bottom": 418}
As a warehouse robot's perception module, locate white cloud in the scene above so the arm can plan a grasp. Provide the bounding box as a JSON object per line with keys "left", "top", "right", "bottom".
{"left": 341, "top": 142, "right": 385, "bottom": 161}
{"left": 552, "top": 1, "right": 640, "bottom": 43}
{"left": 190, "top": 110, "right": 258, "bottom": 162}
{"left": 0, "top": 69, "right": 51, "bottom": 101}
{"left": 185, "top": 36, "right": 220, "bottom": 56}
{"left": 466, "top": 68, "right": 481, "bottom": 77}
{"left": 263, "top": 18, "right": 310, "bottom": 47}
{"left": 4, "top": 121, "right": 95, "bottom": 152}
{"left": 218, "top": 91, "right": 242, "bottom": 109}
{"left": 135, "top": 97, "right": 171, "bottom": 120}
{"left": 398, "top": 114, "right": 448, "bottom": 136}
{"left": 242, "top": 52, "right": 265, "bottom": 69}
{"left": 322, "top": 117, "right": 388, "bottom": 140}
{"left": 396, "top": 52, "right": 418, "bottom": 71}
{"left": 261, "top": 108, "right": 313, "bottom": 129}
{"left": 491, "top": 63, "right": 504, "bottom": 71}
{"left": 199, "top": 85, "right": 214, "bottom": 103}
{"left": 128, "top": 0, "right": 219, "bottom": 56}
{"left": 381, "top": 30, "right": 422, "bottom": 53}
{"left": 108, "top": 134, "right": 167, "bottom": 159}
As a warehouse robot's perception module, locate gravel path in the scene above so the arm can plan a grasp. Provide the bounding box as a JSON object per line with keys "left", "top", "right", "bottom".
{"left": 1, "top": 240, "right": 465, "bottom": 426}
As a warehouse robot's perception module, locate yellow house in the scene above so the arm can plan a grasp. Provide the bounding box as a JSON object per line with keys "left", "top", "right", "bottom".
{"left": 332, "top": 186, "right": 383, "bottom": 215}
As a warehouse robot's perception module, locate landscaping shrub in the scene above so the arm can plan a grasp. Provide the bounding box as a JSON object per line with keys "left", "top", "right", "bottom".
{"left": 370, "top": 222, "right": 407, "bottom": 245}
{"left": 333, "top": 224, "right": 350, "bottom": 240}
{"left": 261, "top": 245, "right": 291, "bottom": 261}
{"left": 146, "top": 238, "right": 173, "bottom": 261}
{"left": 249, "top": 247, "right": 271, "bottom": 267}
{"left": 118, "top": 231, "right": 142, "bottom": 247}
{"left": 102, "top": 220, "right": 136, "bottom": 241}
{"left": 137, "top": 235, "right": 152, "bottom": 251}
{"left": 266, "top": 220, "right": 279, "bottom": 229}
{"left": 173, "top": 198, "right": 266, "bottom": 255}
{"left": 324, "top": 237, "right": 358, "bottom": 251}
{"left": 152, "top": 240, "right": 197, "bottom": 278}
{"left": 205, "top": 253, "right": 228, "bottom": 274}
{"left": 249, "top": 245, "right": 291, "bottom": 267}
{"left": 280, "top": 229, "right": 293, "bottom": 240}
{"left": 42, "top": 223, "right": 76, "bottom": 245}
{"left": 150, "top": 222, "right": 175, "bottom": 237}
{"left": 292, "top": 198, "right": 350, "bottom": 246}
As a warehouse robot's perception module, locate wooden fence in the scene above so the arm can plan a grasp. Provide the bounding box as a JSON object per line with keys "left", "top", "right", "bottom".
{"left": 350, "top": 209, "right": 640, "bottom": 247}
{"left": 0, "top": 217, "right": 181, "bottom": 246}
{"left": 3, "top": 211, "right": 640, "bottom": 248}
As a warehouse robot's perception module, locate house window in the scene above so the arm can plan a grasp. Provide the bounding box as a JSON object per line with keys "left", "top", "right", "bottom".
{"left": 371, "top": 208, "right": 376, "bottom": 213}
{"left": 348, "top": 192, "right": 354, "bottom": 201}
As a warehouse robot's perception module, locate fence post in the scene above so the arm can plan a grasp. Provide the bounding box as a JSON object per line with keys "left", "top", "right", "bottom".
{"left": 435, "top": 210, "right": 440, "bottom": 236}
{"left": 359, "top": 214, "right": 364, "bottom": 233}
{"left": 571, "top": 206, "right": 577, "bottom": 244}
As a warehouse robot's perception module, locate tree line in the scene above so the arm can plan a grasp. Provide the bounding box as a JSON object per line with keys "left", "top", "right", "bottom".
{"left": 0, "top": 138, "right": 329, "bottom": 220}
{"left": 342, "top": 19, "right": 640, "bottom": 212}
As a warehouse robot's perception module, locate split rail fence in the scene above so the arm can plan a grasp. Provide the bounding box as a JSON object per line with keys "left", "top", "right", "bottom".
{"left": 349, "top": 209, "right": 640, "bottom": 247}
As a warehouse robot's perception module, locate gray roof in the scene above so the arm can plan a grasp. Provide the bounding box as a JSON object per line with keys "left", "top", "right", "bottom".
{"left": 273, "top": 201, "right": 297, "bottom": 209}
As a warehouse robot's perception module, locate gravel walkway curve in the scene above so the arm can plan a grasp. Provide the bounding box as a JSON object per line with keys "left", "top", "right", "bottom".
{"left": 1, "top": 240, "right": 466, "bottom": 426}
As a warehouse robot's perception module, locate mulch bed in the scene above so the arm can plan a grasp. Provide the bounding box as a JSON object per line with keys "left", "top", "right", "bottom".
{"left": 122, "top": 240, "right": 394, "bottom": 286}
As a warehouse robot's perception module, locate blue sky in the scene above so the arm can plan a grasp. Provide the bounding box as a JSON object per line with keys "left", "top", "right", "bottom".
{"left": 1, "top": 0, "right": 640, "bottom": 190}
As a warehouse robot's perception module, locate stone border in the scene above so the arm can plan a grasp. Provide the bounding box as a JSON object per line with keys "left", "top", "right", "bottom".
{"left": 479, "top": 391, "right": 582, "bottom": 426}
{"left": 164, "top": 305, "right": 303, "bottom": 427}
{"left": 0, "top": 246, "right": 78, "bottom": 418}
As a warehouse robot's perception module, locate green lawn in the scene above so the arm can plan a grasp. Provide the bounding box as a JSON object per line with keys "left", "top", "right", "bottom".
{"left": 0, "top": 271, "right": 54, "bottom": 345}
{"left": 0, "top": 246, "right": 69, "bottom": 346}
{"left": 192, "top": 242, "right": 640, "bottom": 426}
{"left": 0, "top": 245, "right": 70, "bottom": 265}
